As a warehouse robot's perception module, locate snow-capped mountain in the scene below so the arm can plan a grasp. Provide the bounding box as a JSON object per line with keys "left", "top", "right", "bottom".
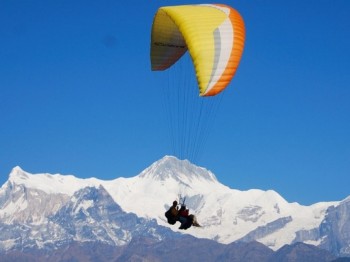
{"left": 0, "top": 156, "right": 349, "bottom": 257}
{"left": 0, "top": 184, "right": 177, "bottom": 252}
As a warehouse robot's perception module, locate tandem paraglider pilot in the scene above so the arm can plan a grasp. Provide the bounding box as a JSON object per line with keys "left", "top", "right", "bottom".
{"left": 165, "top": 200, "right": 179, "bottom": 225}
{"left": 165, "top": 200, "right": 201, "bottom": 229}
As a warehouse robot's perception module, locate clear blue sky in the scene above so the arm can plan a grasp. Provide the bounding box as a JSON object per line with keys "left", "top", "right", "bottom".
{"left": 1, "top": 0, "right": 349, "bottom": 205}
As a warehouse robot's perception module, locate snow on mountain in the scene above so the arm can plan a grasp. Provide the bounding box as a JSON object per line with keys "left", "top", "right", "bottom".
{"left": 101, "top": 156, "right": 338, "bottom": 250}
{"left": 0, "top": 166, "right": 103, "bottom": 225}
{"left": 138, "top": 155, "right": 218, "bottom": 183}
{"left": 102, "top": 156, "right": 231, "bottom": 221}
{"left": 6, "top": 166, "right": 101, "bottom": 195}
{"left": 0, "top": 156, "right": 342, "bottom": 252}
{"left": 0, "top": 185, "right": 176, "bottom": 252}
{"left": 49, "top": 186, "right": 172, "bottom": 247}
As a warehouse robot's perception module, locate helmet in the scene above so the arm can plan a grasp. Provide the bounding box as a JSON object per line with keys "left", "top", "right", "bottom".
{"left": 173, "top": 201, "right": 178, "bottom": 206}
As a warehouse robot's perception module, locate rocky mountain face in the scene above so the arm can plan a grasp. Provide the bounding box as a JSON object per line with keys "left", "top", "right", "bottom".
{"left": 318, "top": 197, "right": 350, "bottom": 257}
{"left": 285, "top": 197, "right": 350, "bottom": 257}
{"left": 0, "top": 238, "right": 341, "bottom": 262}
{"left": 0, "top": 156, "right": 350, "bottom": 260}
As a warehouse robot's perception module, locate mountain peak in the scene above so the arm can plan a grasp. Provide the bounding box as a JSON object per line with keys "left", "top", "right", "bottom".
{"left": 8, "top": 166, "right": 29, "bottom": 183}
{"left": 138, "top": 155, "right": 218, "bottom": 183}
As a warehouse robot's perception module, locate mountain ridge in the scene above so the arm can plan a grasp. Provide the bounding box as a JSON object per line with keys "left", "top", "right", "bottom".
{"left": 1, "top": 155, "right": 349, "bottom": 257}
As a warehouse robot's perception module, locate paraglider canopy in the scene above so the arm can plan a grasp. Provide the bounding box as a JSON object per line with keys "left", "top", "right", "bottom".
{"left": 150, "top": 4, "right": 245, "bottom": 96}
{"left": 150, "top": 4, "right": 245, "bottom": 161}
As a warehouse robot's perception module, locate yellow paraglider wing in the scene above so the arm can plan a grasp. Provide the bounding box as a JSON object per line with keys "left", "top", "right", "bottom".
{"left": 150, "top": 4, "right": 245, "bottom": 96}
